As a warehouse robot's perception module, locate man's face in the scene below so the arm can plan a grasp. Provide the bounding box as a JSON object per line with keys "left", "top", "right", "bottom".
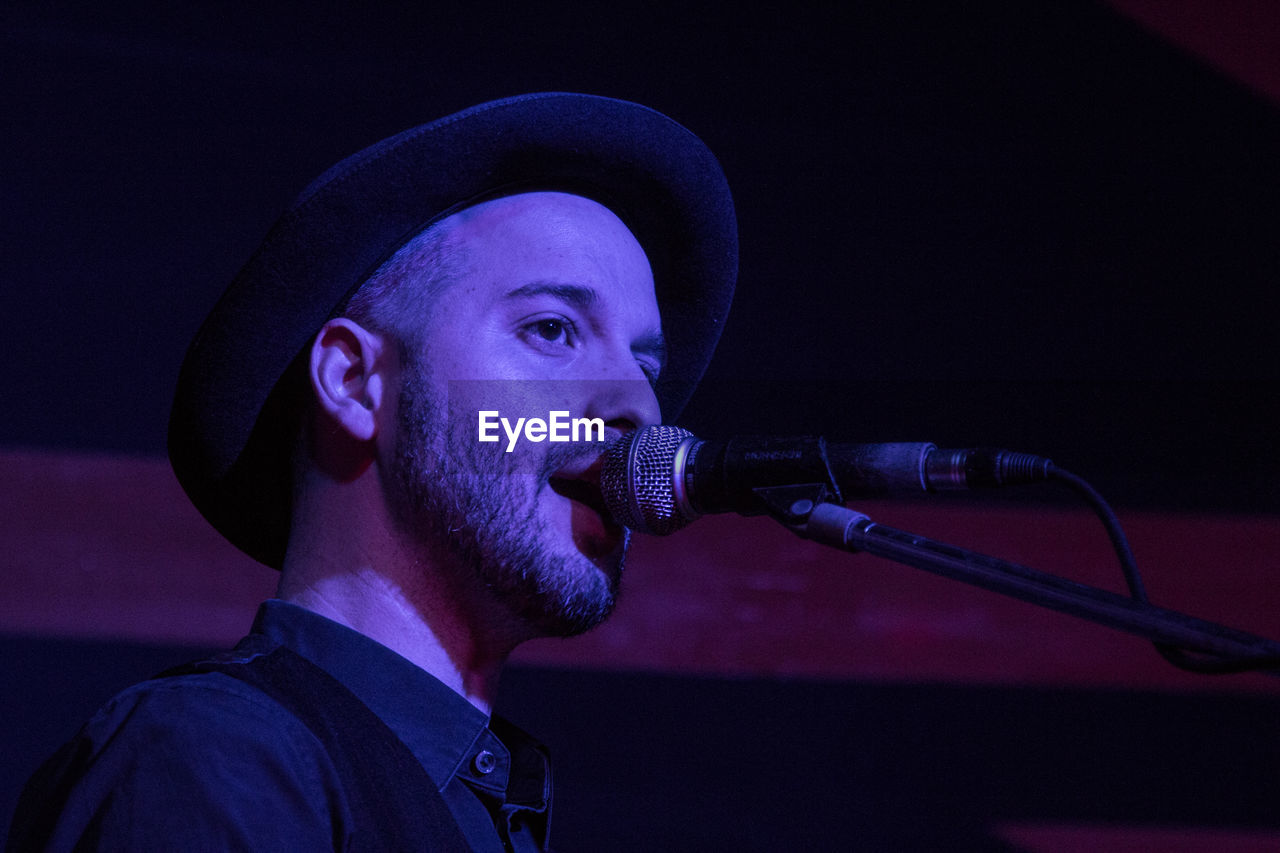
{"left": 384, "top": 191, "right": 664, "bottom": 638}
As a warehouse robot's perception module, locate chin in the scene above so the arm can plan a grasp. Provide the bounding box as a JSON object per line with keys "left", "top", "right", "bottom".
{"left": 514, "top": 554, "right": 621, "bottom": 639}
{"left": 503, "top": 490, "right": 625, "bottom": 638}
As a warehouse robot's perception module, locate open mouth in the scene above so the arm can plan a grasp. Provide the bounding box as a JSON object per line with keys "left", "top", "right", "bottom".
{"left": 548, "top": 476, "right": 611, "bottom": 520}
{"left": 549, "top": 459, "right": 627, "bottom": 563}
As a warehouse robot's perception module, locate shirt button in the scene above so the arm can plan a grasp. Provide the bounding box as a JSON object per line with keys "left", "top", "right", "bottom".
{"left": 473, "top": 750, "right": 497, "bottom": 775}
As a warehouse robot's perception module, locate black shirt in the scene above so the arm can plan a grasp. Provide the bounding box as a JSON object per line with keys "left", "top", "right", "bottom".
{"left": 7, "top": 600, "right": 552, "bottom": 851}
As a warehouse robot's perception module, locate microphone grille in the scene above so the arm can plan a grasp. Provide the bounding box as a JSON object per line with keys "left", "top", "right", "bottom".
{"left": 602, "top": 425, "right": 695, "bottom": 535}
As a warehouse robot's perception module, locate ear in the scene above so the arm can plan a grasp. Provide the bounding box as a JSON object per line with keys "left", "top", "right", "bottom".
{"left": 308, "top": 317, "right": 391, "bottom": 442}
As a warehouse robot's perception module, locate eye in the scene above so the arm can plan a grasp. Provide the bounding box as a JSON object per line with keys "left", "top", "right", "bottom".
{"left": 520, "top": 316, "right": 577, "bottom": 349}
{"left": 532, "top": 319, "right": 567, "bottom": 343}
{"left": 638, "top": 360, "right": 661, "bottom": 388}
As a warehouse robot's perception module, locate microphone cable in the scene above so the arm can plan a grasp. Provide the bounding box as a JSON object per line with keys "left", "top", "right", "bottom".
{"left": 1049, "top": 464, "right": 1280, "bottom": 674}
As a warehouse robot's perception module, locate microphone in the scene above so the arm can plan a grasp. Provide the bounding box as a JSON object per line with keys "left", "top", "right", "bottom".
{"left": 601, "top": 426, "right": 1054, "bottom": 535}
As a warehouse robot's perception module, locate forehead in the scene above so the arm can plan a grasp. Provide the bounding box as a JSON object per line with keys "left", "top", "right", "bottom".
{"left": 442, "top": 191, "right": 652, "bottom": 278}
{"left": 400, "top": 190, "right": 663, "bottom": 351}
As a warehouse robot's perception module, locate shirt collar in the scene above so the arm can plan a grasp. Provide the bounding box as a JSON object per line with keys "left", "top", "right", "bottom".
{"left": 250, "top": 599, "right": 550, "bottom": 811}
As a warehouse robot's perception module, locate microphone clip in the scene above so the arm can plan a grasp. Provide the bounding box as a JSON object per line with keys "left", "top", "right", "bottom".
{"left": 752, "top": 482, "right": 842, "bottom": 531}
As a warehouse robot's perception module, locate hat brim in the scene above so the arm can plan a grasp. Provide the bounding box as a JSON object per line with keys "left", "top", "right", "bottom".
{"left": 168, "top": 92, "right": 737, "bottom": 568}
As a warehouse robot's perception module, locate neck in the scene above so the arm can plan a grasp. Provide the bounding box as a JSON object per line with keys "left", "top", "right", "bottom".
{"left": 279, "top": 471, "right": 524, "bottom": 715}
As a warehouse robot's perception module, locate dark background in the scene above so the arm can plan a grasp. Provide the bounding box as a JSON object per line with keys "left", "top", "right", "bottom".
{"left": 4, "top": 1, "right": 1279, "bottom": 848}
{"left": 4, "top": 0, "right": 1279, "bottom": 512}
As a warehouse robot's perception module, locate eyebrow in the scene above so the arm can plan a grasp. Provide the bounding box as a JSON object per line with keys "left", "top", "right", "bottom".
{"left": 504, "top": 281, "right": 598, "bottom": 310}
{"left": 505, "top": 281, "right": 668, "bottom": 368}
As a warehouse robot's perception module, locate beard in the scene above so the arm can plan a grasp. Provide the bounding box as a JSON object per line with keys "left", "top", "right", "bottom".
{"left": 385, "top": 365, "right": 627, "bottom": 638}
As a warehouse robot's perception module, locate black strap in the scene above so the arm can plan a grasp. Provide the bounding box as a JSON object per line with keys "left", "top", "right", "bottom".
{"left": 167, "top": 635, "right": 472, "bottom": 852}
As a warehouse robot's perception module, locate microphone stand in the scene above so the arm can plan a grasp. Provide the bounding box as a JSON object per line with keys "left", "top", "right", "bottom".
{"left": 754, "top": 485, "right": 1280, "bottom": 666}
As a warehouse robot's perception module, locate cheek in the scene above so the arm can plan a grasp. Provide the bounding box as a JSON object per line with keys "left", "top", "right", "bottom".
{"left": 422, "top": 317, "right": 526, "bottom": 382}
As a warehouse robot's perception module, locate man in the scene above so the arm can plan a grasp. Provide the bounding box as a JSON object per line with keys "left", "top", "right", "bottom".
{"left": 8, "top": 93, "right": 736, "bottom": 851}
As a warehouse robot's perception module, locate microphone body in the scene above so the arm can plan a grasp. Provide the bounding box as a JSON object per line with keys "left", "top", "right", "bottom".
{"left": 602, "top": 426, "right": 1053, "bottom": 535}
{"left": 686, "top": 437, "right": 933, "bottom": 514}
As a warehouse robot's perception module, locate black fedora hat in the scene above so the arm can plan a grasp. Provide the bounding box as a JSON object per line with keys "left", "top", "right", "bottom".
{"left": 168, "top": 92, "right": 737, "bottom": 568}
